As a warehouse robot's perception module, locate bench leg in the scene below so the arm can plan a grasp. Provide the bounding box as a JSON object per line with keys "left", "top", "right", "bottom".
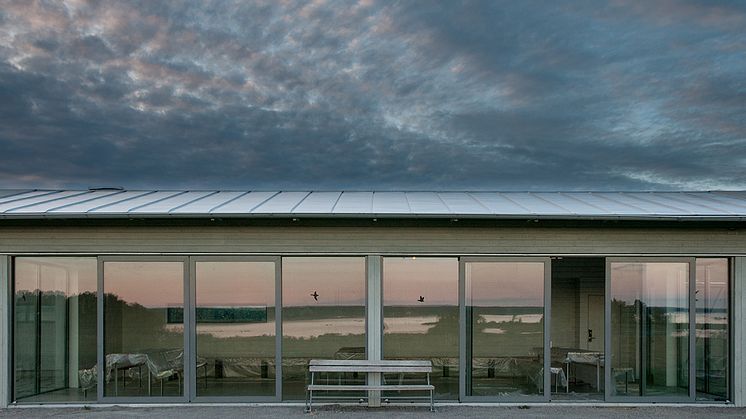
{"left": 305, "top": 388, "right": 312, "bottom": 413}
{"left": 430, "top": 388, "right": 435, "bottom": 412}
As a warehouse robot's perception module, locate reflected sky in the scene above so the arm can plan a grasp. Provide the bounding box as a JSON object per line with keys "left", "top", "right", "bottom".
{"left": 104, "top": 261, "right": 183, "bottom": 308}
{"left": 384, "top": 257, "right": 457, "bottom": 306}
{"left": 15, "top": 257, "right": 97, "bottom": 295}
{"left": 282, "top": 257, "right": 365, "bottom": 306}
{"left": 611, "top": 262, "right": 688, "bottom": 308}
{"left": 196, "top": 261, "right": 274, "bottom": 307}
{"left": 466, "top": 262, "right": 544, "bottom": 307}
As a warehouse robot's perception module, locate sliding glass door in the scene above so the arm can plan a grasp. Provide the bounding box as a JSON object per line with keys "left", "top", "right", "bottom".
{"left": 383, "top": 257, "right": 459, "bottom": 399}
{"left": 607, "top": 259, "right": 692, "bottom": 400}
{"left": 461, "top": 258, "right": 550, "bottom": 401}
{"left": 281, "top": 257, "right": 366, "bottom": 400}
{"left": 100, "top": 258, "right": 188, "bottom": 401}
{"left": 191, "top": 257, "right": 280, "bottom": 401}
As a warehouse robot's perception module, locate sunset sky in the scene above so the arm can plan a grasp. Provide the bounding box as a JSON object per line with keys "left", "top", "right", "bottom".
{"left": 0, "top": 1, "right": 744, "bottom": 190}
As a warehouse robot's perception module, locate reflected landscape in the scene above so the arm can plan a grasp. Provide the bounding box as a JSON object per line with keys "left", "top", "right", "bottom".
{"left": 383, "top": 257, "right": 459, "bottom": 399}
{"left": 466, "top": 261, "right": 545, "bottom": 398}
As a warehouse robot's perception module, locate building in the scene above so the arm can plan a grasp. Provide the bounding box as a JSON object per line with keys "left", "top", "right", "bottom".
{"left": 0, "top": 189, "right": 744, "bottom": 406}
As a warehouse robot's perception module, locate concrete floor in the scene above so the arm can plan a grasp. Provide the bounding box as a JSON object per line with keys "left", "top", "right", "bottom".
{"left": 1, "top": 405, "right": 745, "bottom": 418}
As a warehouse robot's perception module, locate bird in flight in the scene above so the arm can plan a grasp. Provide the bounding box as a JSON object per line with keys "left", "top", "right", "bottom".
{"left": 418, "top": 296, "right": 425, "bottom": 303}
{"left": 311, "top": 291, "right": 319, "bottom": 301}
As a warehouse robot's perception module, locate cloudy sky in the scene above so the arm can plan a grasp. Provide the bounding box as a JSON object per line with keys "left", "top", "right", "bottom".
{"left": 0, "top": 0, "right": 744, "bottom": 191}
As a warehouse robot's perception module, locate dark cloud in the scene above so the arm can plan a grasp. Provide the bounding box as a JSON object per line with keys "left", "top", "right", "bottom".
{"left": 0, "top": 0, "right": 744, "bottom": 190}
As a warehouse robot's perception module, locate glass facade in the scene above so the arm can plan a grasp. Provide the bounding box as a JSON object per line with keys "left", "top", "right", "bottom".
{"left": 696, "top": 258, "right": 729, "bottom": 400}
{"left": 103, "top": 261, "right": 185, "bottom": 398}
{"left": 8, "top": 255, "right": 732, "bottom": 404}
{"left": 609, "top": 261, "right": 689, "bottom": 398}
{"left": 383, "top": 257, "right": 459, "bottom": 399}
{"left": 13, "top": 257, "right": 97, "bottom": 403}
{"left": 195, "top": 261, "right": 277, "bottom": 398}
{"left": 465, "top": 261, "right": 546, "bottom": 398}
{"left": 281, "top": 257, "right": 366, "bottom": 400}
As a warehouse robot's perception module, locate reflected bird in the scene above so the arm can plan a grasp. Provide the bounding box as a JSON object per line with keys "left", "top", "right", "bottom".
{"left": 311, "top": 291, "right": 319, "bottom": 301}
{"left": 418, "top": 296, "right": 425, "bottom": 303}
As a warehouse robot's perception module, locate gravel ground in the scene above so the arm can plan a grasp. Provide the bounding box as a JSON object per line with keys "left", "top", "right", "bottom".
{"left": 1, "top": 405, "right": 745, "bottom": 418}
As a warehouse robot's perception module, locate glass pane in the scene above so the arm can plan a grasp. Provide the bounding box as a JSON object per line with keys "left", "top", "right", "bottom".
{"left": 195, "top": 261, "right": 276, "bottom": 397}
{"left": 383, "top": 257, "right": 458, "bottom": 400}
{"left": 465, "top": 261, "right": 545, "bottom": 398}
{"left": 281, "top": 257, "right": 366, "bottom": 400}
{"left": 696, "top": 258, "right": 729, "bottom": 400}
{"left": 13, "top": 257, "right": 97, "bottom": 403}
{"left": 103, "top": 261, "right": 184, "bottom": 397}
{"left": 610, "top": 262, "right": 689, "bottom": 397}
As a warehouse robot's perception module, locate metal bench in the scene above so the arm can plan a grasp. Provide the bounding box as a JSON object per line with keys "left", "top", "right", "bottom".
{"left": 305, "top": 359, "right": 434, "bottom": 412}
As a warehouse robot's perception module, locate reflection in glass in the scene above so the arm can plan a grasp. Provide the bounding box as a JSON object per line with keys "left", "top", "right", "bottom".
{"left": 610, "top": 262, "right": 689, "bottom": 397}
{"left": 465, "top": 261, "right": 545, "bottom": 397}
{"left": 195, "top": 261, "right": 276, "bottom": 397}
{"left": 696, "top": 259, "right": 729, "bottom": 400}
{"left": 383, "top": 257, "right": 458, "bottom": 399}
{"left": 13, "top": 257, "right": 97, "bottom": 403}
{"left": 281, "top": 257, "right": 366, "bottom": 400}
{"left": 103, "top": 261, "right": 184, "bottom": 397}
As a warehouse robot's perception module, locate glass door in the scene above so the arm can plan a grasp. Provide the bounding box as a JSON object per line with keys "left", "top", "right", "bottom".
{"left": 382, "top": 257, "right": 459, "bottom": 400}
{"left": 99, "top": 257, "right": 189, "bottom": 402}
{"left": 606, "top": 258, "right": 694, "bottom": 401}
{"left": 189, "top": 257, "right": 281, "bottom": 401}
{"left": 460, "top": 258, "right": 550, "bottom": 401}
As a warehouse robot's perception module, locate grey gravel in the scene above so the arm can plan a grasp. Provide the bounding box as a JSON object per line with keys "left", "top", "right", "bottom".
{"left": 1, "top": 405, "right": 745, "bottom": 419}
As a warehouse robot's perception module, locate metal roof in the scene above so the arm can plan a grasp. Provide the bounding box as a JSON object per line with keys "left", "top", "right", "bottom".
{"left": 0, "top": 189, "right": 745, "bottom": 220}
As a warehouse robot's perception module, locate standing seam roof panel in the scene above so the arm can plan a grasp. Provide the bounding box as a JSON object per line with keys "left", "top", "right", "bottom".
{"left": 51, "top": 191, "right": 156, "bottom": 213}
{"left": 438, "top": 192, "right": 489, "bottom": 214}
{"left": 8, "top": 190, "right": 124, "bottom": 213}
{"left": 631, "top": 192, "right": 738, "bottom": 215}
{"left": 89, "top": 191, "right": 184, "bottom": 213}
{"left": 498, "top": 193, "right": 569, "bottom": 214}
{"left": 252, "top": 191, "right": 310, "bottom": 213}
{"left": 292, "top": 191, "right": 342, "bottom": 213}
{"left": 468, "top": 193, "right": 529, "bottom": 214}
{"left": 372, "top": 192, "right": 410, "bottom": 213}
{"left": 405, "top": 192, "right": 450, "bottom": 213}
{"left": 0, "top": 190, "right": 59, "bottom": 206}
{"left": 132, "top": 191, "right": 216, "bottom": 213}
{"left": 0, "top": 191, "right": 88, "bottom": 213}
{"left": 213, "top": 191, "right": 278, "bottom": 213}
{"left": 169, "top": 191, "right": 247, "bottom": 213}
{"left": 333, "top": 192, "right": 374, "bottom": 213}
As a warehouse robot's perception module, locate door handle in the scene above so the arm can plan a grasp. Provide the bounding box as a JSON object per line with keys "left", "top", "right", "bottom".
{"left": 587, "top": 329, "right": 594, "bottom": 342}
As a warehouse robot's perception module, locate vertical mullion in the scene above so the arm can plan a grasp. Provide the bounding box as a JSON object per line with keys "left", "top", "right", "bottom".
{"left": 187, "top": 257, "right": 197, "bottom": 401}
{"left": 640, "top": 300, "right": 647, "bottom": 396}
{"left": 458, "top": 259, "right": 466, "bottom": 401}
{"left": 182, "top": 258, "right": 191, "bottom": 401}
{"left": 544, "top": 258, "right": 551, "bottom": 401}
{"left": 96, "top": 258, "right": 104, "bottom": 402}
{"left": 275, "top": 257, "right": 282, "bottom": 401}
{"left": 1, "top": 255, "right": 10, "bottom": 407}
{"left": 366, "top": 255, "right": 381, "bottom": 407}
{"left": 604, "top": 259, "right": 611, "bottom": 401}
{"left": 689, "top": 258, "right": 696, "bottom": 400}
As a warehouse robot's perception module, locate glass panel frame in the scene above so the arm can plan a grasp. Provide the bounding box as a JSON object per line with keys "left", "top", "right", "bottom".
{"left": 98, "top": 256, "right": 190, "bottom": 403}
{"left": 605, "top": 257, "right": 696, "bottom": 403}
{"left": 280, "top": 256, "right": 368, "bottom": 401}
{"left": 695, "top": 258, "right": 730, "bottom": 401}
{"left": 11, "top": 257, "right": 98, "bottom": 404}
{"left": 381, "top": 256, "right": 459, "bottom": 401}
{"left": 459, "top": 257, "right": 551, "bottom": 402}
{"left": 188, "top": 256, "right": 282, "bottom": 402}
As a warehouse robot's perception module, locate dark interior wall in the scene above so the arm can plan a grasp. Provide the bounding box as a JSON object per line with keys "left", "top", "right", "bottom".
{"left": 551, "top": 257, "right": 605, "bottom": 349}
